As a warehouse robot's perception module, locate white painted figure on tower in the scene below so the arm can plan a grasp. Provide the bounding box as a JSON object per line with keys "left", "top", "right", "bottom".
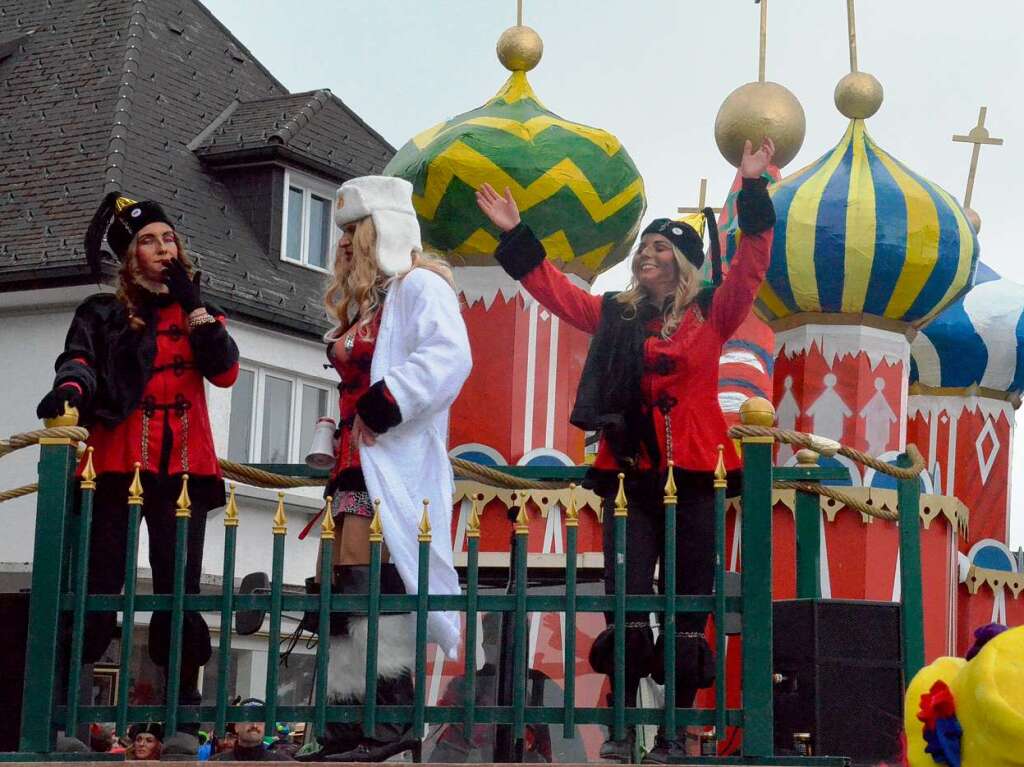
{"left": 861, "top": 377, "right": 897, "bottom": 456}
{"left": 805, "top": 373, "right": 851, "bottom": 442}
{"left": 775, "top": 375, "right": 799, "bottom": 464}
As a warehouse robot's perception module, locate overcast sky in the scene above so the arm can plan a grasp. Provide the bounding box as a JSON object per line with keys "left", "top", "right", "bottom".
{"left": 203, "top": 0, "right": 1024, "bottom": 546}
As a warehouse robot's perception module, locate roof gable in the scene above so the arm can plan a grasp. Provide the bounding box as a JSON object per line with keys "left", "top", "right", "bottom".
{"left": 192, "top": 89, "right": 394, "bottom": 180}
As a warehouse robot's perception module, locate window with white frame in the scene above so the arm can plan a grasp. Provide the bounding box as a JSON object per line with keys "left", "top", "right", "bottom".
{"left": 281, "top": 169, "right": 338, "bottom": 271}
{"left": 228, "top": 365, "right": 338, "bottom": 465}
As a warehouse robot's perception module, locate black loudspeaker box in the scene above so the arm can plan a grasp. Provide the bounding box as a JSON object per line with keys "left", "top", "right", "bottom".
{"left": 773, "top": 599, "right": 903, "bottom": 766}
{"left": 0, "top": 592, "right": 30, "bottom": 751}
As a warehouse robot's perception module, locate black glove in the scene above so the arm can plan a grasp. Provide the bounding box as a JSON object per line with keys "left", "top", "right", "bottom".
{"left": 36, "top": 384, "right": 82, "bottom": 419}
{"left": 162, "top": 259, "right": 202, "bottom": 314}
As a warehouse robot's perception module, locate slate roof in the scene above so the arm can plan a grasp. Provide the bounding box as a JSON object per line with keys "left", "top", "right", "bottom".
{"left": 0, "top": 0, "right": 395, "bottom": 336}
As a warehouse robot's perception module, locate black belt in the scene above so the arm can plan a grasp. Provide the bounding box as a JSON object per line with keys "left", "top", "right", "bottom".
{"left": 141, "top": 393, "right": 193, "bottom": 417}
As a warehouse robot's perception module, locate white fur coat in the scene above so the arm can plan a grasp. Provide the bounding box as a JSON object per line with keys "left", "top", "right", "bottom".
{"left": 358, "top": 267, "right": 471, "bottom": 658}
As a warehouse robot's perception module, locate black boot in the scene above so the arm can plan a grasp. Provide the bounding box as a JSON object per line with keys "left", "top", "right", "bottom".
{"left": 328, "top": 569, "right": 417, "bottom": 763}
{"left": 301, "top": 574, "right": 351, "bottom": 637}
{"left": 642, "top": 728, "right": 691, "bottom": 764}
{"left": 331, "top": 669, "right": 419, "bottom": 762}
{"left": 294, "top": 704, "right": 365, "bottom": 762}
{"left": 599, "top": 728, "right": 636, "bottom": 764}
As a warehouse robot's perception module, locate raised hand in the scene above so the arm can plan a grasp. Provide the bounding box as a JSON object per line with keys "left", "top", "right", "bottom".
{"left": 740, "top": 136, "right": 776, "bottom": 180}
{"left": 475, "top": 183, "right": 521, "bottom": 233}
{"left": 162, "top": 259, "right": 202, "bottom": 313}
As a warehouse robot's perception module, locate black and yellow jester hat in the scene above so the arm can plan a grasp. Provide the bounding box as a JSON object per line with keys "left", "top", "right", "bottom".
{"left": 85, "top": 191, "right": 174, "bottom": 277}
{"left": 641, "top": 207, "right": 722, "bottom": 285}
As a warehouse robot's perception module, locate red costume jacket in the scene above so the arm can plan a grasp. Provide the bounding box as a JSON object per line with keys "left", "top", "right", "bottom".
{"left": 50, "top": 293, "right": 239, "bottom": 480}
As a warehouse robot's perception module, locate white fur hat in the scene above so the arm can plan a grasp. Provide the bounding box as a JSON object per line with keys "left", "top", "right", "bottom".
{"left": 334, "top": 176, "right": 421, "bottom": 275}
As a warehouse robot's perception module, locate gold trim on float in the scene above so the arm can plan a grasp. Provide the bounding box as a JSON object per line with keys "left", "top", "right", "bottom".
{"left": 725, "top": 488, "right": 969, "bottom": 535}
{"left": 965, "top": 564, "right": 1024, "bottom": 599}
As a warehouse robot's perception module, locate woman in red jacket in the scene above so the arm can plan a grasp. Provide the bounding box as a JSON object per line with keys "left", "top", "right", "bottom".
{"left": 36, "top": 193, "right": 239, "bottom": 757}
{"left": 477, "top": 138, "right": 776, "bottom": 762}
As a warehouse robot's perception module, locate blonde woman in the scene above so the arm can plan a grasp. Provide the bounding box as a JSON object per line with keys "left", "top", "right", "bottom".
{"left": 476, "top": 138, "right": 776, "bottom": 762}
{"left": 300, "top": 176, "right": 471, "bottom": 763}
{"left": 36, "top": 193, "right": 239, "bottom": 757}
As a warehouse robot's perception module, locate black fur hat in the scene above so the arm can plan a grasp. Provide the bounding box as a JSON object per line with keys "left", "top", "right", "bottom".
{"left": 85, "top": 192, "right": 174, "bottom": 277}
{"left": 127, "top": 722, "right": 164, "bottom": 742}
{"left": 641, "top": 207, "right": 722, "bottom": 285}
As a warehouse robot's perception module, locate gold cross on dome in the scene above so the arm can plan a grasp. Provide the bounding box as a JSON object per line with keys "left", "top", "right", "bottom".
{"left": 755, "top": 0, "right": 768, "bottom": 82}
{"left": 677, "top": 178, "right": 723, "bottom": 216}
{"left": 953, "top": 106, "right": 1003, "bottom": 208}
{"left": 845, "top": 0, "right": 859, "bottom": 72}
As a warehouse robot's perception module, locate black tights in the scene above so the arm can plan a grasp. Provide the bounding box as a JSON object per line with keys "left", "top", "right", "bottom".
{"left": 79, "top": 473, "right": 214, "bottom": 706}
{"left": 600, "top": 485, "right": 715, "bottom": 709}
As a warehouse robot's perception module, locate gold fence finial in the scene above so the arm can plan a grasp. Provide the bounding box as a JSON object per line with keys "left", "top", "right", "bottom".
{"left": 369, "top": 499, "right": 384, "bottom": 543}
{"left": 128, "top": 462, "right": 143, "bottom": 504}
{"left": 515, "top": 502, "right": 530, "bottom": 534}
{"left": 467, "top": 494, "right": 482, "bottom": 538}
{"left": 175, "top": 474, "right": 191, "bottom": 518}
{"left": 272, "top": 492, "right": 287, "bottom": 535}
{"left": 565, "top": 484, "right": 579, "bottom": 527}
{"left": 224, "top": 483, "right": 239, "bottom": 527}
{"left": 714, "top": 446, "right": 727, "bottom": 489}
{"left": 418, "top": 499, "right": 432, "bottom": 542}
{"left": 614, "top": 473, "right": 628, "bottom": 517}
{"left": 664, "top": 461, "right": 677, "bottom": 501}
{"left": 80, "top": 446, "right": 97, "bottom": 490}
{"left": 320, "top": 498, "right": 335, "bottom": 540}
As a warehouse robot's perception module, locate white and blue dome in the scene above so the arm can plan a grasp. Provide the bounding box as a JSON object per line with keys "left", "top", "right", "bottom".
{"left": 911, "top": 263, "right": 1024, "bottom": 397}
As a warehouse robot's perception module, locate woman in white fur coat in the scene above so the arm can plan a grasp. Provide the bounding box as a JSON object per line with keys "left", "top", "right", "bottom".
{"left": 297, "top": 175, "right": 471, "bottom": 763}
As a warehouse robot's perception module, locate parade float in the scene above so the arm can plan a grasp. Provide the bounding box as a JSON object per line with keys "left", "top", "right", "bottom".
{"left": 3, "top": 0, "right": 1022, "bottom": 764}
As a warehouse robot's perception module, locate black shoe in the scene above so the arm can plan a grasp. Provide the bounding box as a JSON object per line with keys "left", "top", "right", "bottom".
{"left": 599, "top": 729, "right": 635, "bottom": 763}
{"left": 641, "top": 734, "right": 687, "bottom": 764}
{"left": 294, "top": 720, "right": 365, "bottom": 762}
{"left": 326, "top": 729, "right": 420, "bottom": 762}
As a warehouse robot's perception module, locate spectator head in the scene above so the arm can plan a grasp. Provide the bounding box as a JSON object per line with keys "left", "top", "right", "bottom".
{"left": 234, "top": 698, "right": 266, "bottom": 749}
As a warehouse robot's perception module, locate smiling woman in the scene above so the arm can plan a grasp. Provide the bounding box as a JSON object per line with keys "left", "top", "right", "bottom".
{"left": 476, "top": 137, "right": 778, "bottom": 762}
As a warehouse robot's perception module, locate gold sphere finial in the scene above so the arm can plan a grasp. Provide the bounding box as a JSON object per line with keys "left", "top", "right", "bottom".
{"left": 497, "top": 25, "right": 543, "bottom": 72}
{"left": 834, "top": 71, "right": 883, "bottom": 120}
{"left": 795, "top": 448, "right": 819, "bottom": 466}
{"left": 965, "top": 207, "right": 982, "bottom": 234}
{"left": 714, "top": 81, "right": 806, "bottom": 169}
{"left": 739, "top": 396, "right": 776, "bottom": 427}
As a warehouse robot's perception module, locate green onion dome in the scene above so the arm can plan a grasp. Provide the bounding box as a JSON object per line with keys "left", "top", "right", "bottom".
{"left": 384, "top": 47, "right": 646, "bottom": 282}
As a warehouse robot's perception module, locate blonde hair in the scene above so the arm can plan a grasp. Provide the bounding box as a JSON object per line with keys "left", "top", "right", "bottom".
{"left": 615, "top": 241, "right": 701, "bottom": 338}
{"left": 324, "top": 216, "right": 455, "bottom": 336}
{"left": 116, "top": 231, "right": 192, "bottom": 331}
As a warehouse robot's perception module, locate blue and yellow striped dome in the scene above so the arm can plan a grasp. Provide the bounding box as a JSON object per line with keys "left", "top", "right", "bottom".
{"left": 756, "top": 121, "right": 979, "bottom": 326}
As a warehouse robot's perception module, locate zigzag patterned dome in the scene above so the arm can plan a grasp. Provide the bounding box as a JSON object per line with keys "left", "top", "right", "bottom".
{"left": 757, "top": 120, "right": 979, "bottom": 327}
{"left": 911, "top": 263, "right": 1024, "bottom": 398}
{"left": 383, "top": 69, "right": 646, "bottom": 282}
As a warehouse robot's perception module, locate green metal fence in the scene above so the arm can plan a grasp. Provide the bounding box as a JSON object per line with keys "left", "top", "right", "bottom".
{"left": 6, "top": 413, "right": 926, "bottom": 764}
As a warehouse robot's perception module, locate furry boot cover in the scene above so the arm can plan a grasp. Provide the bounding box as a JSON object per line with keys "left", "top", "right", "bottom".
{"left": 326, "top": 613, "right": 418, "bottom": 761}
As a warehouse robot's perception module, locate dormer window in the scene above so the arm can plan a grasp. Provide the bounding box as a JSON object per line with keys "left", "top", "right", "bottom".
{"left": 281, "top": 168, "right": 337, "bottom": 272}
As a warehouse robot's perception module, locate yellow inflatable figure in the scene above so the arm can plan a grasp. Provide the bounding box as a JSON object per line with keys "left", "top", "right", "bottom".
{"left": 905, "top": 625, "right": 1024, "bottom": 767}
